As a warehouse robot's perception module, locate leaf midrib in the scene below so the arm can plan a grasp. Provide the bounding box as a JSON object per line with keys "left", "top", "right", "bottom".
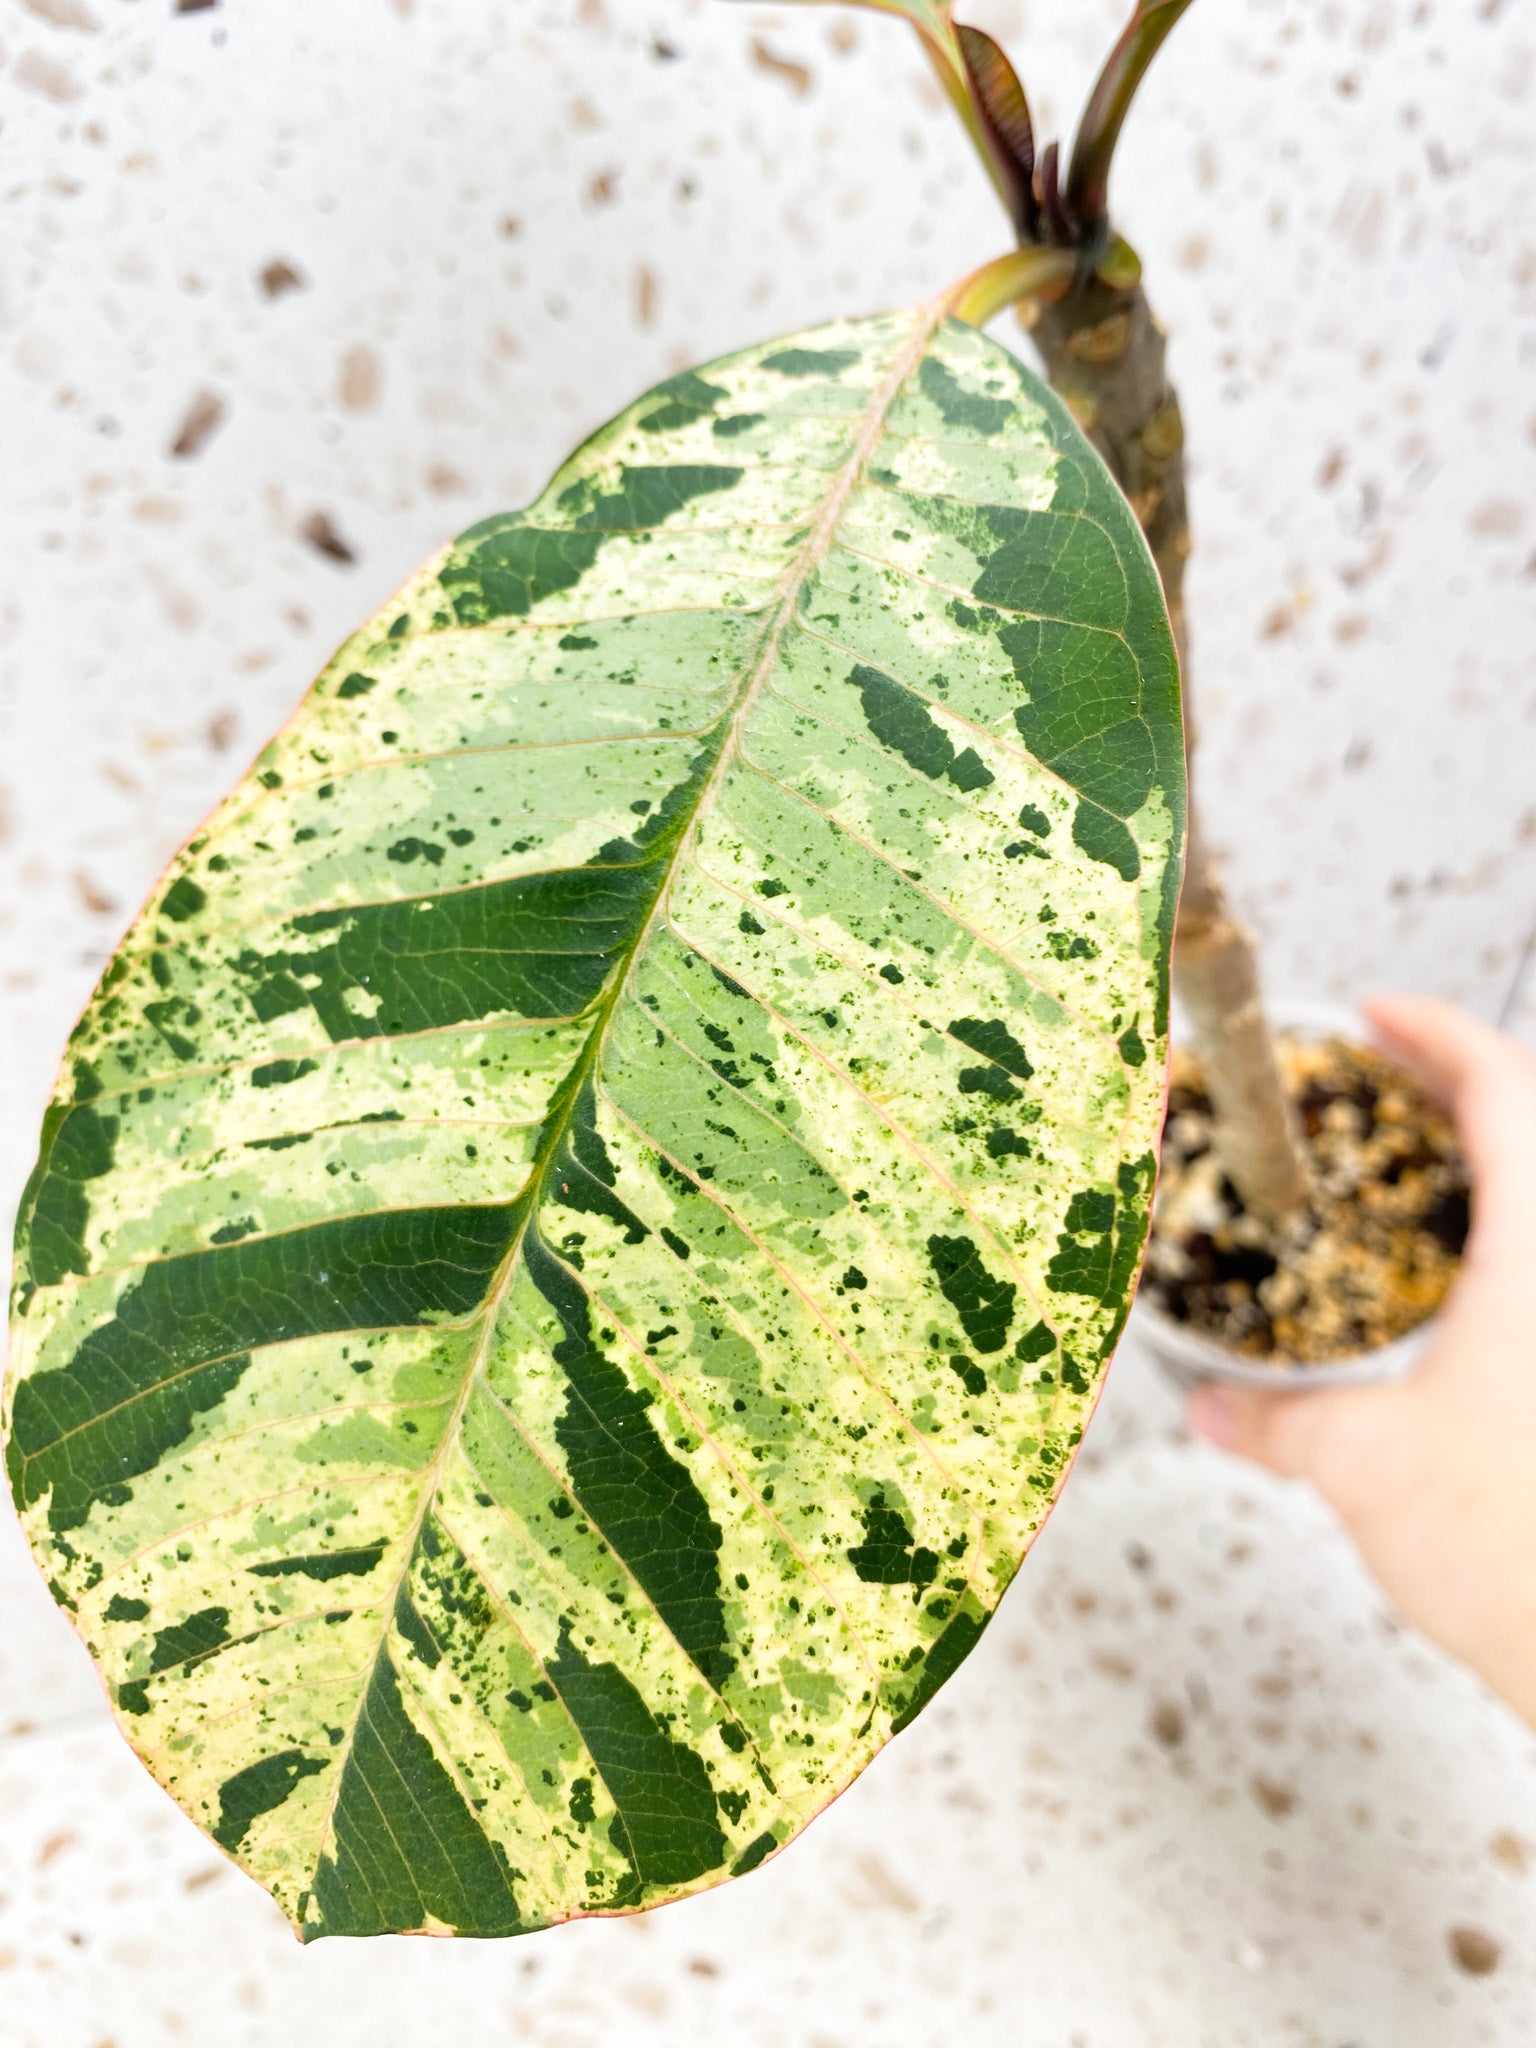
{"left": 303, "top": 298, "right": 951, "bottom": 1900}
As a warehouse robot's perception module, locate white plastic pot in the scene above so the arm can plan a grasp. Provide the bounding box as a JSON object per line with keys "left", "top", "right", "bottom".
{"left": 1131, "top": 998, "right": 1442, "bottom": 1394}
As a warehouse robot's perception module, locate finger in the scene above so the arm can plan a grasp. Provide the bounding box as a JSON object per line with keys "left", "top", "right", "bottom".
{"left": 1361, "top": 993, "right": 1476, "bottom": 1106}
{"left": 1186, "top": 1383, "right": 1339, "bottom": 1482}
{"left": 1362, "top": 995, "right": 1536, "bottom": 1245}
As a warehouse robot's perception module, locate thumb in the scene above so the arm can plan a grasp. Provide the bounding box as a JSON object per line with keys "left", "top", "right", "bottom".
{"left": 1363, "top": 994, "right": 1536, "bottom": 1264}
{"left": 1186, "top": 1380, "right": 1377, "bottom": 1490}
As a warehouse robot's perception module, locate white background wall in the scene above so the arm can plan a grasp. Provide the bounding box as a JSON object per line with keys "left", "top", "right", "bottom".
{"left": 2, "top": 1, "right": 1535, "bottom": 2041}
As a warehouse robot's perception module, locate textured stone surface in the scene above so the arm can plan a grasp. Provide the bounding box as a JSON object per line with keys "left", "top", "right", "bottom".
{"left": 3, "top": 0, "right": 1535, "bottom": 2034}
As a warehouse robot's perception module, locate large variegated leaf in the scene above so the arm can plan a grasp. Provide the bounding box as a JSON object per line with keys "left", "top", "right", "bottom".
{"left": 5, "top": 305, "right": 1183, "bottom": 1940}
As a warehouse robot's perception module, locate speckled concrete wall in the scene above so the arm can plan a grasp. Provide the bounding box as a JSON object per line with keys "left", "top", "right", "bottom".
{"left": 3, "top": 1, "right": 1535, "bottom": 2041}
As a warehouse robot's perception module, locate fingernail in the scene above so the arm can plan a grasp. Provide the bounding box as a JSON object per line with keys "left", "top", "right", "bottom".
{"left": 1187, "top": 1387, "right": 1235, "bottom": 1450}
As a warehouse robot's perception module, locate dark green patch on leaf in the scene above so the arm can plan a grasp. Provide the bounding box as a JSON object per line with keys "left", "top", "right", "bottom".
{"left": 731, "top": 1831, "right": 777, "bottom": 1875}
{"left": 891, "top": 1605, "right": 988, "bottom": 1733}
{"left": 947, "top": 1017, "right": 1033, "bottom": 1080}
{"left": 441, "top": 523, "right": 605, "bottom": 623}
{"left": 1071, "top": 802, "right": 1140, "bottom": 883}
{"left": 579, "top": 465, "right": 742, "bottom": 533}
{"left": 213, "top": 1749, "right": 327, "bottom": 1854}
{"left": 918, "top": 356, "right": 1015, "bottom": 436}
{"left": 847, "top": 1490, "right": 939, "bottom": 1588}
{"left": 1015, "top": 1320, "right": 1057, "bottom": 1363}
{"left": 310, "top": 1652, "right": 522, "bottom": 1937}
{"left": 927, "top": 1234, "right": 1016, "bottom": 1354}
{"left": 548, "top": 1624, "right": 727, "bottom": 1892}
{"left": 249, "top": 1545, "right": 387, "bottom": 1583}
{"left": 150, "top": 1605, "right": 232, "bottom": 1674}
{"left": 853, "top": 664, "right": 995, "bottom": 794}
{"left": 569, "top": 1776, "right": 596, "bottom": 1825}
{"left": 13, "top": 1100, "right": 118, "bottom": 1288}
{"left": 1096, "top": 1154, "right": 1156, "bottom": 1357}
{"left": 393, "top": 1580, "right": 442, "bottom": 1670}
{"left": 387, "top": 837, "right": 445, "bottom": 867}
{"left": 762, "top": 347, "right": 859, "bottom": 377}
{"left": 529, "top": 1236, "right": 733, "bottom": 1690}
{"left": 1046, "top": 1188, "right": 1117, "bottom": 1299}
{"left": 958, "top": 1064, "right": 1019, "bottom": 1103}
{"left": 160, "top": 876, "right": 207, "bottom": 924}
{"left": 948, "top": 1354, "right": 986, "bottom": 1397}
{"left": 7, "top": 1203, "right": 515, "bottom": 1531}
{"left": 549, "top": 1076, "right": 651, "bottom": 1246}
{"left": 637, "top": 371, "right": 728, "bottom": 434}
{"left": 233, "top": 862, "right": 660, "bottom": 1042}
{"left": 251, "top": 1058, "right": 319, "bottom": 1089}
{"left": 985, "top": 1127, "right": 1031, "bottom": 1159}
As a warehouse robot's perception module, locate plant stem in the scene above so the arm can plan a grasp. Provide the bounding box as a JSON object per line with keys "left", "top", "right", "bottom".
{"left": 1028, "top": 278, "right": 1312, "bottom": 1219}
{"left": 1065, "top": 0, "right": 1196, "bottom": 235}
{"left": 947, "top": 245, "right": 1075, "bottom": 330}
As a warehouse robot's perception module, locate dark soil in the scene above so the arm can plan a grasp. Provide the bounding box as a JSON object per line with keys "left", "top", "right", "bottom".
{"left": 1141, "top": 1033, "right": 1469, "bottom": 1364}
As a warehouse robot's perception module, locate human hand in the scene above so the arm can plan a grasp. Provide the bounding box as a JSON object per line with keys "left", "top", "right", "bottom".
{"left": 1186, "top": 995, "right": 1536, "bottom": 1727}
